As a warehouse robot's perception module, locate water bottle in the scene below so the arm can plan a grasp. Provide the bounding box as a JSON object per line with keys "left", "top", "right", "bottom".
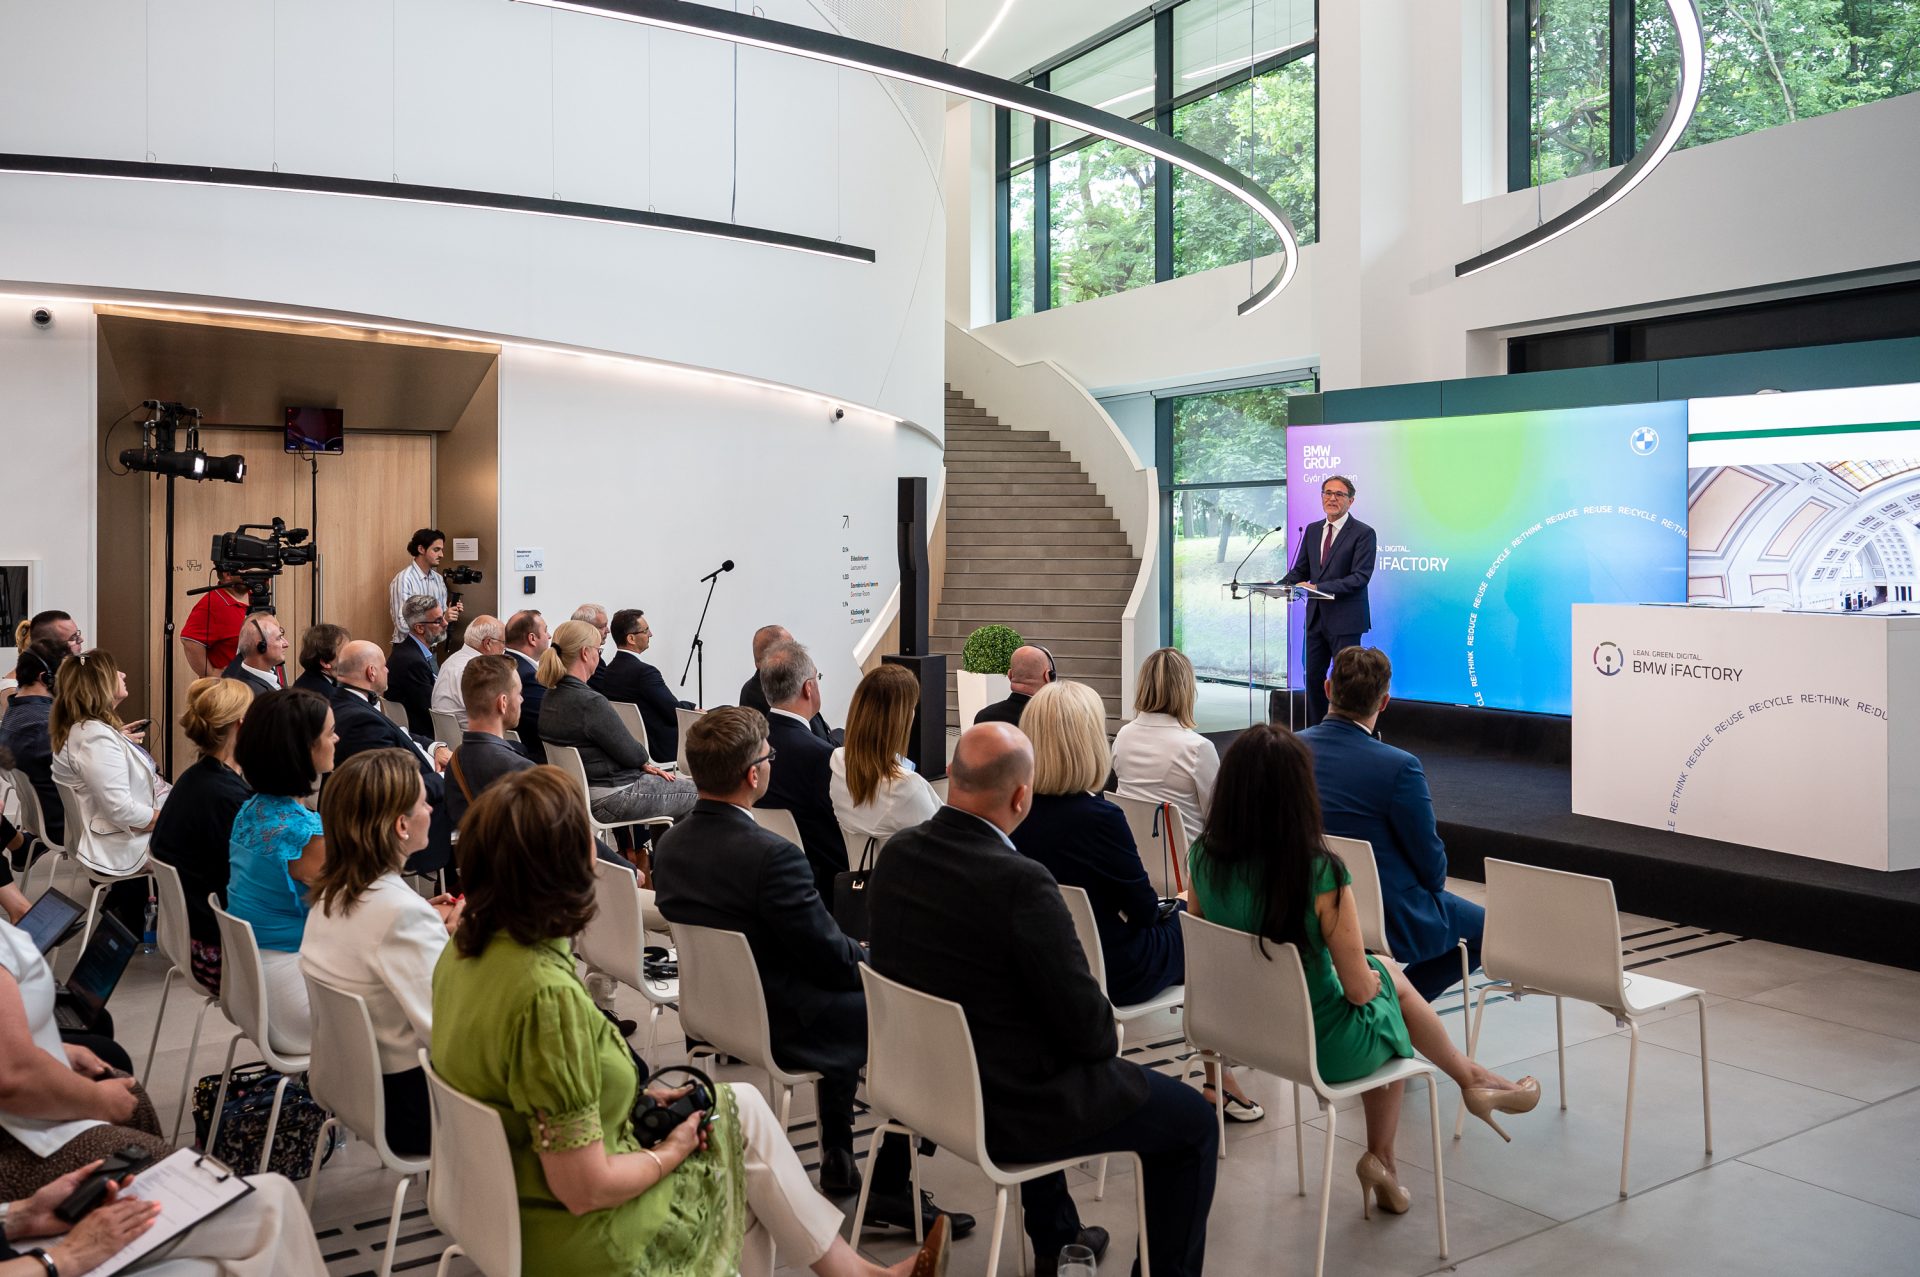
{"left": 1057, "top": 1244, "right": 1097, "bottom": 1277}
{"left": 142, "top": 894, "right": 158, "bottom": 952}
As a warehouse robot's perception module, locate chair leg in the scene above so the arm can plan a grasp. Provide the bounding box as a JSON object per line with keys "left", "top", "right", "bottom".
{"left": 776, "top": 1084, "right": 793, "bottom": 1137}
{"left": 910, "top": 1130, "right": 925, "bottom": 1245}
{"left": 376, "top": 1173, "right": 414, "bottom": 1277}
{"left": 204, "top": 1036, "right": 244, "bottom": 1154}
{"left": 171, "top": 1001, "right": 219, "bottom": 1146}
{"left": 984, "top": 1186, "right": 1009, "bottom": 1277}
{"left": 1313, "top": 1105, "right": 1338, "bottom": 1277}
{"left": 1426, "top": 1074, "right": 1449, "bottom": 1260}
{"left": 78, "top": 880, "right": 108, "bottom": 953}
{"left": 1620, "top": 1021, "right": 1641, "bottom": 1198}
{"left": 433, "top": 1244, "right": 465, "bottom": 1277}
{"left": 1132, "top": 1152, "right": 1152, "bottom": 1277}
{"left": 1293, "top": 1084, "right": 1305, "bottom": 1196}
{"left": 303, "top": 1117, "right": 338, "bottom": 1213}
{"left": 1213, "top": 1066, "right": 1227, "bottom": 1160}
{"left": 1697, "top": 997, "right": 1714, "bottom": 1156}
{"left": 1458, "top": 944, "right": 1473, "bottom": 1058}
{"left": 1013, "top": 1184, "right": 1029, "bottom": 1277}
{"left": 142, "top": 967, "right": 179, "bottom": 1086}
{"left": 1555, "top": 996, "right": 1568, "bottom": 1110}
{"left": 1454, "top": 982, "right": 1497, "bottom": 1139}
{"left": 260, "top": 1075, "right": 293, "bottom": 1174}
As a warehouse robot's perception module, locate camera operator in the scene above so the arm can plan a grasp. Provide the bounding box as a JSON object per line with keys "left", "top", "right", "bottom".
{"left": 179, "top": 569, "right": 251, "bottom": 677}
{"left": 221, "top": 614, "right": 290, "bottom": 698}
{"left": 389, "top": 529, "right": 463, "bottom": 645}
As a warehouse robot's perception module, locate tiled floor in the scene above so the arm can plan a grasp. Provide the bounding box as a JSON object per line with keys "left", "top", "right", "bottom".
{"left": 55, "top": 861, "right": 1920, "bottom": 1277}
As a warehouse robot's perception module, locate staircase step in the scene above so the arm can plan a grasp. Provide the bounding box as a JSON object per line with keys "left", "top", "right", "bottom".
{"left": 942, "top": 584, "right": 1134, "bottom": 605}
{"left": 944, "top": 440, "right": 1063, "bottom": 455}
{"left": 945, "top": 573, "right": 1137, "bottom": 593}
{"left": 930, "top": 631, "right": 1123, "bottom": 657}
{"left": 946, "top": 428, "right": 1054, "bottom": 443}
{"left": 944, "top": 460, "right": 1087, "bottom": 475}
{"left": 948, "top": 520, "right": 1124, "bottom": 536}
{"left": 946, "top": 558, "right": 1140, "bottom": 576}
{"left": 948, "top": 481, "right": 1097, "bottom": 497}
{"left": 948, "top": 503, "right": 1113, "bottom": 517}
{"left": 946, "top": 531, "right": 1130, "bottom": 546}
{"left": 936, "top": 604, "right": 1126, "bottom": 623}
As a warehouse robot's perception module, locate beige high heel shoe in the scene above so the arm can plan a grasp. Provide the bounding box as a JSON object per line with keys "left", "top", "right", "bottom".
{"left": 1355, "top": 1152, "right": 1410, "bottom": 1218}
{"left": 1462, "top": 1076, "right": 1543, "bottom": 1141}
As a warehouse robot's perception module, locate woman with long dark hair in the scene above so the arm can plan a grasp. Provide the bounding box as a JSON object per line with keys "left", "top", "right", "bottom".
{"left": 1188, "top": 723, "right": 1538, "bottom": 1218}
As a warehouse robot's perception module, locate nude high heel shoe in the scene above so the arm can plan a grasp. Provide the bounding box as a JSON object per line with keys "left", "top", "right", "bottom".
{"left": 1462, "top": 1076, "right": 1543, "bottom": 1141}
{"left": 1356, "top": 1152, "right": 1410, "bottom": 1218}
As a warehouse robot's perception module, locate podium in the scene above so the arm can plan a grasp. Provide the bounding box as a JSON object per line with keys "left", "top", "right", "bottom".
{"left": 1224, "top": 580, "right": 1320, "bottom": 730}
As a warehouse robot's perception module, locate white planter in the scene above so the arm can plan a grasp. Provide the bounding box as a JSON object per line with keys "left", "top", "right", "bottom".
{"left": 956, "top": 670, "right": 1010, "bottom": 730}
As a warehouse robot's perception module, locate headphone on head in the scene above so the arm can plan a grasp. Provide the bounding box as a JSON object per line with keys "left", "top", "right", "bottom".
{"left": 1035, "top": 644, "right": 1057, "bottom": 682}
{"left": 17, "top": 648, "right": 53, "bottom": 690}
{"left": 245, "top": 617, "right": 268, "bottom": 655}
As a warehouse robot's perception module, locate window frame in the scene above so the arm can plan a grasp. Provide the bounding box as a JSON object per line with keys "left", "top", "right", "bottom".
{"left": 1509, "top": 0, "right": 1635, "bottom": 192}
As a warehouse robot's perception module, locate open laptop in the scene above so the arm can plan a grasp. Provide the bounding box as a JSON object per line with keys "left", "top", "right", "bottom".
{"left": 52, "top": 914, "right": 138, "bottom": 1034}
{"left": 15, "top": 888, "right": 86, "bottom": 955}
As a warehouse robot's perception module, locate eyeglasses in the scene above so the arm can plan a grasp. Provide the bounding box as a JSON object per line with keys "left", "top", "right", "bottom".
{"left": 747, "top": 747, "right": 778, "bottom": 772}
{"left": 1322, "top": 489, "right": 1353, "bottom": 500}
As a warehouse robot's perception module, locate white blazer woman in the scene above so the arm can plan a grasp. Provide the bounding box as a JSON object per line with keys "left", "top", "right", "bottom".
{"left": 49, "top": 652, "right": 169, "bottom": 876}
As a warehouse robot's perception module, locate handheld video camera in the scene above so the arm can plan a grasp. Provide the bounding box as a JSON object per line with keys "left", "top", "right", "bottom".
{"left": 445, "top": 564, "right": 483, "bottom": 606}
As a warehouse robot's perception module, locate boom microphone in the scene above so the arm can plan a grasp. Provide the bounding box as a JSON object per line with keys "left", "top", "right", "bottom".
{"left": 699, "top": 559, "right": 736, "bottom": 583}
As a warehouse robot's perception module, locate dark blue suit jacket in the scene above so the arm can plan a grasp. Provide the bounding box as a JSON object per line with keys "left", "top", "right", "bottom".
{"left": 760, "top": 711, "right": 848, "bottom": 898}
{"left": 1297, "top": 717, "right": 1453, "bottom": 964}
{"left": 596, "top": 651, "right": 689, "bottom": 762}
{"left": 1283, "top": 516, "right": 1376, "bottom": 635}
{"left": 386, "top": 638, "right": 436, "bottom": 737}
{"left": 329, "top": 684, "right": 452, "bottom": 870}
{"left": 509, "top": 649, "right": 547, "bottom": 763}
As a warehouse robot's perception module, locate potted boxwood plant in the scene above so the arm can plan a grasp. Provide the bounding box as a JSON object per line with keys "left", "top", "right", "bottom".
{"left": 958, "top": 623, "right": 1022, "bottom": 729}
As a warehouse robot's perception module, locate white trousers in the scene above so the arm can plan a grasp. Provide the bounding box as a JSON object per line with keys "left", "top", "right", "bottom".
{"left": 257, "top": 950, "right": 312, "bottom": 1056}
{"left": 136, "top": 1172, "right": 330, "bottom": 1277}
{"left": 734, "top": 1083, "right": 845, "bottom": 1277}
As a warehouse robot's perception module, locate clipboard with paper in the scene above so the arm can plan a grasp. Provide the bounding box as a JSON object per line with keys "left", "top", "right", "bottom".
{"left": 82, "top": 1149, "right": 255, "bottom": 1277}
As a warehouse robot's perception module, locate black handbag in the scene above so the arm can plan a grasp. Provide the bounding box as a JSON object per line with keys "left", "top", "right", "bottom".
{"left": 190, "top": 1064, "right": 338, "bottom": 1179}
{"left": 832, "top": 834, "right": 881, "bottom": 942}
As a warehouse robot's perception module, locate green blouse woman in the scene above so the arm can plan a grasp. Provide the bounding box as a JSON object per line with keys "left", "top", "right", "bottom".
{"left": 429, "top": 767, "right": 948, "bottom": 1277}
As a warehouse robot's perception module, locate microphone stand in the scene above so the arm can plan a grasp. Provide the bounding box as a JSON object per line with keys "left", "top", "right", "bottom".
{"left": 680, "top": 564, "right": 729, "bottom": 709}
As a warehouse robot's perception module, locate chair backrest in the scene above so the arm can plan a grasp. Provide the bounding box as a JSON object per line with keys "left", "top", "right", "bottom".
{"left": 503, "top": 728, "right": 521, "bottom": 744}
{"left": 1326, "top": 834, "right": 1391, "bottom": 958}
{"left": 146, "top": 859, "right": 195, "bottom": 976}
{"left": 668, "top": 923, "right": 777, "bottom": 1073}
{"left": 6, "top": 767, "right": 61, "bottom": 851}
{"left": 1482, "top": 858, "right": 1626, "bottom": 1009}
{"left": 542, "top": 742, "right": 597, "bottom": 817}
{"left": 578, "top": 858, "right": 647, "bottom": 989}
{"left": 1178, "top": 912, "right": 1323, "bottom": 1092}
{"left": 305, "top": 976, "right": 411, "bottom": 1165}
{"left": 746, "top": 805, "right": 803, "bottom": 846}
{"left": 422, "top": 1052, "right": 522, "bottom": 1277}
{"left": 209, "top": 898, "right": 305, "bottom": 1068}
{"left": 380, "top": 697, "right": 409, "bottom": 726}
{"left": 1104, "top": 792, "right": 1189, "bottom": 896}
{"left": 609, "top": 702, "right": 649, "bottom": 752}
{"left": 838, "top": 820, "right": 887, "bottom": 870}
{"left": 859, "top": 965, "right": 994, "bottom": 1167}
{"left": 675, "top": 707, "right": 704, "bottom": 772}
{"left": 1057, "top": 884, "right": 1109, "bottom": 997}
{"left": 51, "top": 779, "right": 95, "bottom": 866}
{"left": 430, "top": 710, "right": 462, "bottom": 744}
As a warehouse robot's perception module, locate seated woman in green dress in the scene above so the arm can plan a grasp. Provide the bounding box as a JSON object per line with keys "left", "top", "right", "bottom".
{"left": 1187, "top": 723, "right": 1540, "bottom": 1219}
{"left": 430, "top": 766, "right": 948, "bottom": 1277}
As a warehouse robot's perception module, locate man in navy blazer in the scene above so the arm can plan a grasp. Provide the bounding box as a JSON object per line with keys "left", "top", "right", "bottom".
{"left": 329, "top": 641, "right": 454, "bottom": 877}
{"left": 504, "top": 609, "right": 549, "bottom": 762}
{"left": 755, "top": 639, "right": 849, "bottom": 898}
{"left": 1282, "top": 473, "right": 1377, "bottom": 725}
{"left": 596, "top": 609, "right": 694, "bottom": 762}
{"left": 1298, "top": 646, "right": 1482, "bottom": 1003}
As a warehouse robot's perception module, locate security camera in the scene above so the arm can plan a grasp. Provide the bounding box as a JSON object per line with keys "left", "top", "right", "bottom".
{"left": 30, "top": 307, "right": 52, "bottom": 329}
{"left": 832, "top": 407, "right": 846, "bottom": 421}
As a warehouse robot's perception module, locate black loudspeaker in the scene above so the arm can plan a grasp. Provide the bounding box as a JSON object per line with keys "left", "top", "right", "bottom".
{"left": 884, "top": 652, "right": 947, "bottom": 782}
{"left": 897, "top": 476, "right": 930, "bottom": 656}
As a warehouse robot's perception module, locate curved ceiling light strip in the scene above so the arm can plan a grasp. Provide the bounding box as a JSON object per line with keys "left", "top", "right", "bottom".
{"left": 0, "top": 152, "right": 874, "bottom": 263}
{"left": 1457, "top": 0, "right": 1703, "bottom": 278}
{"left": 957, "top": 0, "right": 1021, "bottom": 67}
{"left": 513, "top": 0, "right": 1299, "bottom": 315}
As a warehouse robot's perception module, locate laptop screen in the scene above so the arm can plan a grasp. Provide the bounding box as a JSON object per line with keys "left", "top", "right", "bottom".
{"left": 16, "top": 889, "right": 85, "bottom": 955}
{"left": 65, "top": 914, "right": 138, "bottom": 1019}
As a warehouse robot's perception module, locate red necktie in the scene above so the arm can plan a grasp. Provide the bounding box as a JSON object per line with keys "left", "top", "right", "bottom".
{"left": 1321, "top": 521, "right": 1334, "bottom": 567}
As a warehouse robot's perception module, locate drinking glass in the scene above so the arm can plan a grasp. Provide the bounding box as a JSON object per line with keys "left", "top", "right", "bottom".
{"left": 1057, "top": 1243, "right": 1097, "bottom": 1277}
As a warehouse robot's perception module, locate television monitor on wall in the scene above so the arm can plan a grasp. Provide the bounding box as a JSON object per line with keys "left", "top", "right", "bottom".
{"left": 1283, "top": 402, "right": 1690, "bottom": 716}
{"left": 284, "top": 407, "right": 344, "bottom": 454}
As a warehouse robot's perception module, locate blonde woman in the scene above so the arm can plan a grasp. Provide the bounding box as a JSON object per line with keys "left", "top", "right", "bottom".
{"left": 150, "top": 678, "right": 254, "bottom": 994}
{"left": 1111, "top": 647, "right": 1218, "bottom": 838}
{"left": 829, "top": 664, "right": 939, "bottom": 849}
{"left": 49, "top": 651, "right": 168, "bottom": 877}
{"left": 537, "top": 620, "right": 696, "bottom": 826}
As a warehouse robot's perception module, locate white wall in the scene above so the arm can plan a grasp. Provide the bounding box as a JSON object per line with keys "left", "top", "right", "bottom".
{"left": 0, "top": 0, "right": 946, "bottom": 679}
{"left": 0, "top": 307, "right": 95, "bottom": 640}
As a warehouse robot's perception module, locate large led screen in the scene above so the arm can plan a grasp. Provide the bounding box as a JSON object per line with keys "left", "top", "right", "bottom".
{"left": 1282, "top": 403, "right": 1689, "bottom": 715}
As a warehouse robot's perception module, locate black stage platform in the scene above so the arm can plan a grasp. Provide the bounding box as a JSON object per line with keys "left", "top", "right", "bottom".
{"left": 1208, "top": 696, "right": 1920, "bottom": 970}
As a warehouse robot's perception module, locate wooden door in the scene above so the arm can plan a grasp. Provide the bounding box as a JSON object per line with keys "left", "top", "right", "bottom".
{"left": 147, "top": 429, "right": 434, "bottom": 772}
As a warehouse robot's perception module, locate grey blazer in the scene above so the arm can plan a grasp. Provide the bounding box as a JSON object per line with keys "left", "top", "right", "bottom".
{"left": 539, "top": 674, "right": 651, "bottom": 787}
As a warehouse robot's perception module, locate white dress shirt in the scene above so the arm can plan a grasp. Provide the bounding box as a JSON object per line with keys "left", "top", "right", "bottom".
{"left": 51, "top": 719, "right": 170, "bottom": 874}
{"left": 0, "top": 921, "right": 103, "bottom": 1154}
{"left": 829, "top": 748, "right": 941, "bottom": 851}
{"left": 236, "top": 661, "right": 282, "bottom": 692}
{"left": 1111, "top": 711, "right": 1219, "bottom": 840}
{"left": 388, "top": 562, "right": 447, "bottom": 644}
{"left": 1319, "top": 511, "right": 1350, "bottom": 556}
{"left": 430, "top": 643, "right": 484, "bottom": 727}
{"left": 299, "top": 873, "right": 449, "bottom": 1074}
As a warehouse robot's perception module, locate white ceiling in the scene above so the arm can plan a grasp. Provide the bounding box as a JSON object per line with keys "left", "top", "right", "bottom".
{"left": 946, "top": 0, "right": 1148, "bottom": 80}
{"left": 944, "top": 0, "right": 1316, "bottom": 86}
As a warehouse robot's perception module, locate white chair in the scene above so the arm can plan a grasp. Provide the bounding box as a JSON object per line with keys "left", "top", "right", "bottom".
{"left": 503, "top": 728, "right": 521, "bottom": 745}
{"left": 544, "top": 742, "right": 675, "bottom": 846}
{"left": 577, "top": 858, "right": 679, "bottom": 1062}
{"left": 1180, "top": 913, "right": 1448, "bottom": 1277}
{"left": 1462, "top": 859, "right": 1711, "bottom": 1198}
{"left": 53, "top": 778, "right": 152, "bottom": 953}
{"left": 303, "top": 978, "right": 431, "bottom": 1277}
{"left": 837, "top": 819, "right": 887, "bottom": 868}
{"left": 429, "top": 709, "right": 462, "bottom": 744}
{"left": 668, "top": 922, "right": 821, "bottom": 1136}
{"left": 6, "top": 767, "right": 65, "bottom": 893}
{"left": 1104, "top": 792, "right": 1189, "bottom": 897}
{"left": 142, "top": 860, "right": 222, "bottom": 1142}
{"left": 745, "top": 805, "right": 803, "bottom": 846}
{"left": 674, "top": 707, "right": 705, "bottom": 773}
{"left": 207, "top": 900, "right": 313, "bottom": 1172}
{"left": 1327, "top": 834, "right": 1473, "bottom": 1056}
{"left": 1057, "top": 884, "right": 1186, "bottom": 1199}
{"left": 610, "top": 701, "right": 650, "bottom": 752}
{"left": 380, "top": 697, "right": 410, "bottom": 727}
{"left": 422, "top": 1051, "right": 521, "bottom": 1277}
{"left": 851, "top": 965, "right": 1151, "bottom": 1277}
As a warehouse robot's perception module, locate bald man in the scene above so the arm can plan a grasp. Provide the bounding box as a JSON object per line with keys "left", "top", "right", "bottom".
{"left": 221, "top": 613, "right": 289, "bottom": 697}
{"left": 869, "top": 723, "right": 1217, "bottom": 1276}
{"left": 430, "top": 613, "right": 504, "bottom": 728}
{"left": 973, "top": 644, "right": 1054, "bottom": 727}
{"left": 330, "top": 640, "right": 454, "bottom": 876}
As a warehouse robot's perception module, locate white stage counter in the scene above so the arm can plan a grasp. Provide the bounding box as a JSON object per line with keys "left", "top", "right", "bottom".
{"left": 1572, "top": 604, "right": 1919, "bottom": 871}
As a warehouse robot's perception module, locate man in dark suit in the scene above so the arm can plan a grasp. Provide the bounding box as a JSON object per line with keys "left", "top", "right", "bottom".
{"left": 330, "top": 640, "right": 454, "bottom": 876}
{"left": 596, "top": 609, "right": 694, "bottom": 762}
{"left": 973, "top": 644, "right": 1054, "bottom": 726}
{"left": 870, "top": 723, "right": 1217, "bottom": 1276}
{"left": 1299, "top": 646, "right": 1482, "bottom": 1003}
{"left": 755, "top": 640, "right": 847, "bottom": 898}
{"left": 291, "top": 623, "right": 349, "bottom": 700}
{"left": 739, "top": 623, "right": 838, "bottom": 740}
{"left": 652, "top": 708, "right": 971, "bottom": 1237}
{"left": 387, "top": 595, "right": 446, "bottom": 738}
{"left": 1282, "top": 473, "right": 1378, "bottom": 725}
{"left": 504, "top": 609, "right": 549, "bottom": 762}
{"left": 221, "top": 614, "right": 289, "bottom": 698}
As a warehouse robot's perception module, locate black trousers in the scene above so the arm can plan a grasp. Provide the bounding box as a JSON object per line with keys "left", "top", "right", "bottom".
{"left": 1015, "top": 1069, "right": 1218, "bottom": 1277}
{"left": 382, "top": 1067, "right": 432, "bottom": 1158}
{"left": 817, "top": 1072, "right": 912, "bottom": 1195}
{"left": 1301, "top": 627, "right": 1363, "bottom": 726}
{"left": 776, "top": 992, "right": 912, "bottom": 1199}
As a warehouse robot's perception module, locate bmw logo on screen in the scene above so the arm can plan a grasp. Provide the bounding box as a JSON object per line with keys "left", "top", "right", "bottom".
{"left": 1593, "top": 642, "right": 1625, "bottom": 675}
{"left": 1630, "top": 426, "right": 1660, "bottom": 455}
